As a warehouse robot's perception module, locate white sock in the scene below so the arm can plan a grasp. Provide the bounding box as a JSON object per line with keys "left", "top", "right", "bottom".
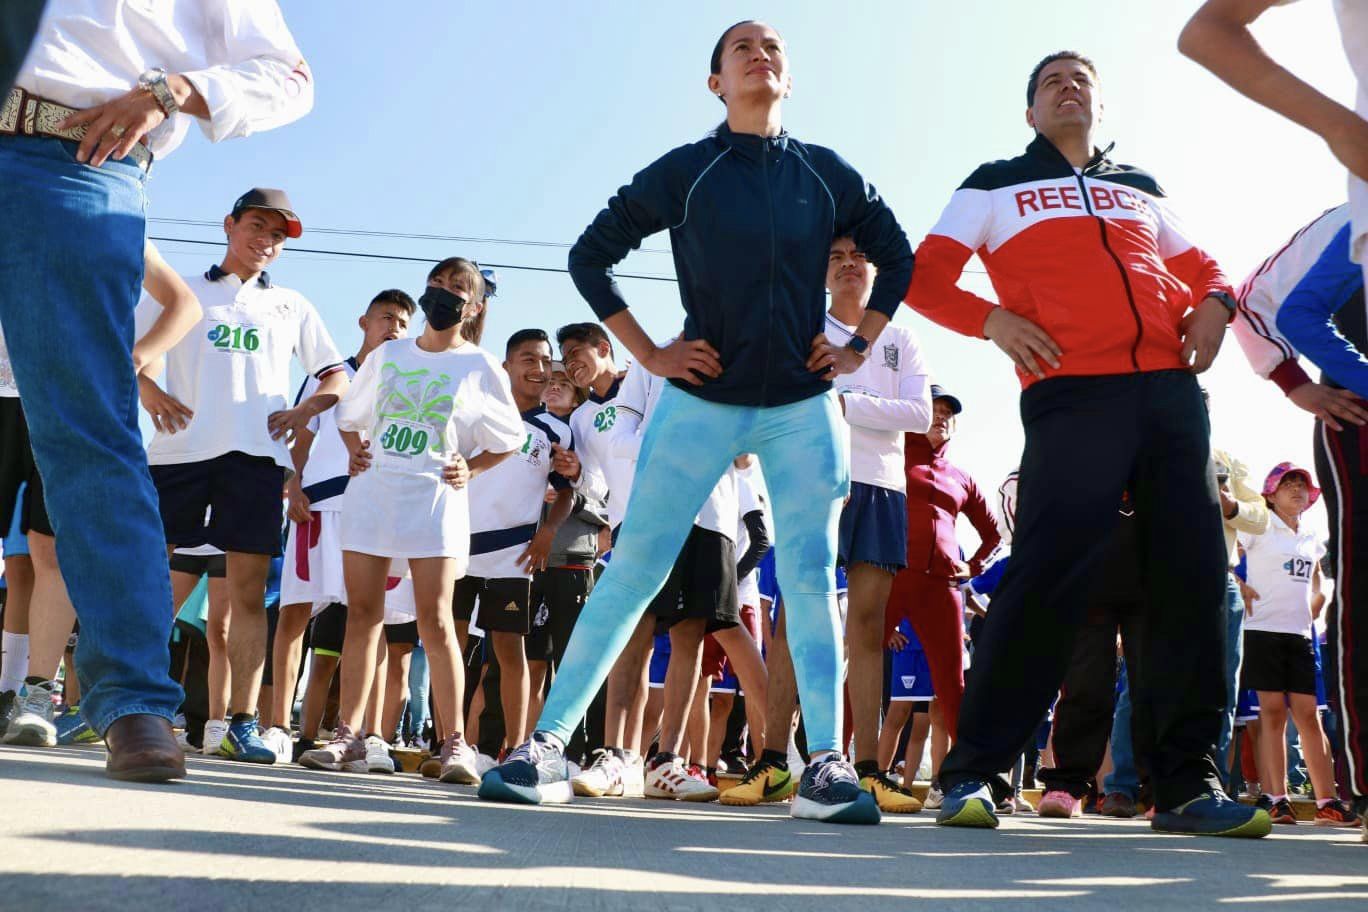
{"left": 0, "top": 631, "right": 29, "bottom": 694}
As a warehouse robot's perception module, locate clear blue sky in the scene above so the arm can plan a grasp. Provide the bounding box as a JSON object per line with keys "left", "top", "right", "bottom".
{"left": 147, "top": 0, "right": 1353, "bottom": 538}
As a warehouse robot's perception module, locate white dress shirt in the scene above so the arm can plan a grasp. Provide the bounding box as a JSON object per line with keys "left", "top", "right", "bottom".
{"left": 16, "top": 0, "right": 313, "bottom": 157}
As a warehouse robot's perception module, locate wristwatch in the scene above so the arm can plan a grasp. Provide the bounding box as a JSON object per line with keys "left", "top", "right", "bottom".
{"left": 845, "top": 333, "right": 872, "bottom": 359}
{"left": 138, "top": 68, "right": 180, "bottom": 117}
{"left": 1209, "top": 290, "right": 1238, "bottom": 318}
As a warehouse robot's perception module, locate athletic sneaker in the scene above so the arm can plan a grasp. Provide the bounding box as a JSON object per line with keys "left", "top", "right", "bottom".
{"left": 261, "top": 726, "right": 293, "bottom": 765}
{"left": 438, "top": 733, "right": 480, "bottom": 784}
{"left": 645, "top": 754, "right": 719, "bottom": 802}
{"left": 3, "top": 680, "right": 58, "bottom": 747}
{"left": 572, "top": 748, "right": 626, "bottom": 797}
{"left": 419, "top": 756, "right": 442, "bottom": 779}
{"left": 791, "top": 754, "right": 881, "bottom": 825}
{"left": 1314, "top": 799, "right": 1359, "bottom": 827}
{"left": 1150, "top": 791, "right": 1272, "bottom": 838}
{"left": 1101, "top": 792, "right": 1138, "bottom": 818}
{"left": 365, "top": 735, "right": 396, "bottom": 774}
{"left": 623, "top": 754, "right": 646, "bottom": 798}
{"left": 860, "top": 771, "right": 923, "bottom": 813}
{"left": 1037, "top": 790, "right": 1083, "bottom": 819}
{"left": 0, "top": 690, "right": 16, "bottom": 738}
{"left": 478, "top": 731, "right": 572, "bottom": 805}
{"left": 718, "top": 750, "right": 748, "bottom": 779}
{"left": 219, "top": 716, "right": 277, "bottom": 764}
{"left": 936, "top": 779, "right": 999, "bottom": 829}
{"left": 175, "top": 730, "right": 198, "bottom": 753}
{"left": 55, "top": 705, "right": 99, "bottom": 744}
{"left": 720, "top": 758, "right": 796, "bottom": 806}
{"left": 475, "top": 752, "right": 499, "bottom": 776}
{"left": 299, "top": 723, "right": 367, "bottom": 772}
{"left": 202, "top": 719, "right": 228, "bottom": 756}
{"left": 923, "top": 785, "right": 944, "bottom": 810}
{"left": 1268, "top": 798, "right": 1298, "bottom": 826}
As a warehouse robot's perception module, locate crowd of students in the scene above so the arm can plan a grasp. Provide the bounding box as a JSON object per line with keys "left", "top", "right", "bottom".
{"left": 1, "top": 2, "right": 1367, "bottom": 849}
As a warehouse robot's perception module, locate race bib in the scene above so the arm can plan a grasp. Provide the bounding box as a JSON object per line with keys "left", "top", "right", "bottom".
{"left": 376, "top": 418, "right": 435, "bottom": 467}
{"left": 206, "top": 321, "right": 263, "bottom": 355}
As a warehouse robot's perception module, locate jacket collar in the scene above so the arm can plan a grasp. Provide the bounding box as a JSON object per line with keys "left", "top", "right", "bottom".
{"left": 1025, "top": 132, "right": 1115, "bottom": 174}
{"left": 713, "top": 120, "right": 789, "bottom": 161}
{"left": 207, "top": 264, "right": 272, "bottom": 288}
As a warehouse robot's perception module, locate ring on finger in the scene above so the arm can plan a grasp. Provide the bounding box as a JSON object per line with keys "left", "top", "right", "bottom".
{"left": 109, "top": 124, "right": 127, "bottom": 138}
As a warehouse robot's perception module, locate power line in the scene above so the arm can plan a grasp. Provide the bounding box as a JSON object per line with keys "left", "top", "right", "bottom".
{"left": 148, "top": 217, "right": 676, "bottom": 255}
{"left": 148, "top": 236, "right": 680, "bottom": 283}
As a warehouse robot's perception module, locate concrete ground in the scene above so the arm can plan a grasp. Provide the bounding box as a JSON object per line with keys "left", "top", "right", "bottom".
{"left": 1, "top": 742, "right": 1364, "bottom": 911}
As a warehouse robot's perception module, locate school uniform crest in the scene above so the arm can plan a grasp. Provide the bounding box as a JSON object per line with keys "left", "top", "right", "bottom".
{"left": 882, "top": 344, "right": 899, "bottom": 370}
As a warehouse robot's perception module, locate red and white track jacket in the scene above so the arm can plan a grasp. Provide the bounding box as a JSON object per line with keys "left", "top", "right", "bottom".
{"left": 905, "top": 135, "right": 1232, "bottom": 388}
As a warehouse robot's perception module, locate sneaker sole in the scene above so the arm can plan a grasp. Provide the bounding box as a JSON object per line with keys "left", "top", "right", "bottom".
{"left": 1151, "top": 809, "right": 1272, "bottom": 838}
{"left": 791, "top": 793, "right": 882, "bottom": 825}
{"left": 3, "top": 723, "right": 57, "bottom": 747}
{"left": 1313, "top": 817, "right": 1360, "bottom": 828}
{"left": 937, "top": 798, "right": 1000, "bottom": 829}
{"left": 571, "top": 778, "right": 622, "bottom": 798}
{"left": 477, "top": 770, "right": 572, "bottom": 805}
{"left": 645, "top": 785, "right": 720, "bottom": 802}
{"left": 1037, "top": 803, "right": 1082, "bottom": 819}
{"left": 718, "top": 790, "right": 763, "bottom": 807}
{"left": 368, "top": 763, "right": 396, "bottom": 774}
{"left": 299, "top": 754, "right": 346, "bottom": 771}
{"left": 440, "top": 764, "right": 481, "bottom": 785}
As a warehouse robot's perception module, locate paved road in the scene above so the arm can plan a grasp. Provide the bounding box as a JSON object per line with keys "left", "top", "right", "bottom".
{"left": 1, "top": 743, "right": 1364, "bottom": 911}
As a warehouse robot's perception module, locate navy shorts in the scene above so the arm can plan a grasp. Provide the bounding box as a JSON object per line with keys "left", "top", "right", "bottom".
{"left": 151, "top": 451, "right": 286, "bottom": 555}
{"left": 890, "top": 647, "right": 935, "bottom": 701}
{"left": 838, "top": 482, "right": 907, "bottom": 572}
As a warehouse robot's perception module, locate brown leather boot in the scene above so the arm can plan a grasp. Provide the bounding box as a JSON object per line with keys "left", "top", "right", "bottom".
{"left": 104, "top": 714, "right": 187, "bottom": 782}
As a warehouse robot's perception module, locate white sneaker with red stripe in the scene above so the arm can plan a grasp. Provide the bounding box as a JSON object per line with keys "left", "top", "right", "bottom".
{"left": 644, "top": 754, "right": 719, "bottom": 802}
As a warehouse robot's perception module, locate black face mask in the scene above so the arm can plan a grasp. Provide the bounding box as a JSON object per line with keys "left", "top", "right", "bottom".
{"left": 419, "top": 286, "right": 466, "bottom": 331}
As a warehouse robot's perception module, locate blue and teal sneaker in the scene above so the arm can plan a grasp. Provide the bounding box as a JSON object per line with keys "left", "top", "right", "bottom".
{"left": 1151, "top": 791, "right": 1271, "bottom": 838}
{"left": 479, "top": 731, "right": 572, "bottom": 805}
{"left": 55, "top": 705, "right": 100, "bottom": 744}
{"left": 790, "top": 754, "right": 881, "bottom": 825}
{"left": 936, "top": 779, "right": 1000, "bottom": 828}
{"left": 218, "top": 715, "right": 277, "bottom": 764}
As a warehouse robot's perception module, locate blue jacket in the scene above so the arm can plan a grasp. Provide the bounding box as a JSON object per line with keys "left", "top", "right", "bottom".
{"left": 568, "top": 122, "right": 913, "bottom": 407}
{"left": 1277, "top": 222, "right": 1368, "bottom": 399}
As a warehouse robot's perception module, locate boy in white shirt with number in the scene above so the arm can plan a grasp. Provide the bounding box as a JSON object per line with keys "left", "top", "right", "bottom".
{"left": 137, "top": 190, "right": 346, "bottom": 764}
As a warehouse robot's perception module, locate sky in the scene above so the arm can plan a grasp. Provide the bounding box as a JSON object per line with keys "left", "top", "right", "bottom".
{"left": 143, "top": 0, "right": 1354, "bottom": 543}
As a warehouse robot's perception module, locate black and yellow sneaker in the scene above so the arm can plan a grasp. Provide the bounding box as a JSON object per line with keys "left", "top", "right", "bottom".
{"left": 860, "top": 771, "right": 923, "bottom": 813}
{"left": 719, "top": 757, "right": 795, "bottom": 806}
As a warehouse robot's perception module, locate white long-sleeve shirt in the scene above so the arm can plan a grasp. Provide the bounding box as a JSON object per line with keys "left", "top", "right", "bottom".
{"left": 825, "top": 314, "right": 932, "bottom": 492}
{"left": 17, "top": 0, "right": 313, "bottom": 157}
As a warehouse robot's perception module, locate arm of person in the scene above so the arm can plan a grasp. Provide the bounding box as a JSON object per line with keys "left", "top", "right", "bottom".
{"left": 1277, "top": 222, "right": 1368, "bottom": 400}
{"left": 904, "top": 184, "right": 1061, "bottom": 378}
{"left": 838, "top": 330, "right": 934, "bottom": 433}
{"left": 1151, "top": 193, "right": 1237, "bottom": 373}
{"left": 962, "top": 476, "right": 1004, "bottom": 577}
{"left": 61, "top": 2, "right": 315, "bottom": 166}
{"left": 1179, "top": 0, "right": 1368, "bottom": 181}
{"left": 269, "top": 298, "right": 348, "bottom": 441}
{"left": 735, "top": 509, "right": 772, "bottom": 580}
{"left": 521, "top": 486, "right": 577, "bottom": 574}
{"left": 606, "top": 360, "right": 651, "bottom": 462}
{"left": 283, "top": 425, "right": 315, "bottom": 524}
{"left": 132, "top": 242, "right": 202, "bottom": 375}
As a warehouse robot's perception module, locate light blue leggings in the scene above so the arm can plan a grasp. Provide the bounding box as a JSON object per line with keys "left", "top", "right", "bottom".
{"left": 539, "top": 384, "right": 849, "bottom": 753}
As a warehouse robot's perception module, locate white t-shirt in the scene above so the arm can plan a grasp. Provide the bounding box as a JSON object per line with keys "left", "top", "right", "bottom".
{"left": 1239, "top": 512, "right": 1327, "bottom": 637}
{"left": 1335, "top": 0, "right": 1368, "bottom": 262}
{"left": 567, "top": 377, "right": 636, "bottom": 530}
{"left": 735, "top": 467, "right": 766, "bottom": 608}
{"left": 467, "top": 406, "right": 574, "bottom": 580}
{"left": 0, "top": 325, "right": 17, "bottom": 398}
{"left": 293, "top": 357, "right": 358, "bottom": 511}
{"left": 610, "top": 357, "right": 738, "bottom": 539}
{"left": 825, "top": 315, "right": 932, "bottom": 493}
{"left": 137, "top": 268, "right": 344, "bottom": 470}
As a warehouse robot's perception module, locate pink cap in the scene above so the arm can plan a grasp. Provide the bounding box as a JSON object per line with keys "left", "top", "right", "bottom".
{"left": 1261, "top": 462, "right": 1320, "bottom": 508}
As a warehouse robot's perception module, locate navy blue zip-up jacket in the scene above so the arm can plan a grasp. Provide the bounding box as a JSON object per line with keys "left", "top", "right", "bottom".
{"left": 567, "top": 122, "right": 913, "bottom": 407}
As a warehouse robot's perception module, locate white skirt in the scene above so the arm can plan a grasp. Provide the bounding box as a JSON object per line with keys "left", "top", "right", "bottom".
{"left": 280, "top": 510, "right": 347, "bottom": 615}
{"left": 339, "top": 468, "right": 471, "bottom": 569}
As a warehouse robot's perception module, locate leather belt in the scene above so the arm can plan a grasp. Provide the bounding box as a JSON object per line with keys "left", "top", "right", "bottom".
{"left": 1, "top": 86, "right": 153, "bottom": 170}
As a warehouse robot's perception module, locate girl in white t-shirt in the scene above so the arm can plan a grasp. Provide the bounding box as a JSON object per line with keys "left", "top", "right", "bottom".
{"left": 1239, "top": 463, "right": 1358, "bottom": 827}
{"left": 300, "top": 259, "right": 524, "bottom": 781}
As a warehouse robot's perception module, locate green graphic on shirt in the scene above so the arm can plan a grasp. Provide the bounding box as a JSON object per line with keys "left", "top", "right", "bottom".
{"left": 375, "top": 361, "right": 455, "bottom": 454}
{"left": 208, "top": 324, "right": 261, "bottom": 353}
{"left": 593, "top": 405, "right": 616, "bottom": 433}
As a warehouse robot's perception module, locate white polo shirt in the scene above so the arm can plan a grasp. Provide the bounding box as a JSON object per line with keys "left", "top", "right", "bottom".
{"left": 136, "top": 267, "right": 344, "bottom": 470}
{"left": 825, "top": 315, "right": 932, "bottom": 493}
{"left": 567, "top": 377, "right": 635, "bottom": 530}
{"left": 1239, "top": 512, "right": 1327, "bottom": 638}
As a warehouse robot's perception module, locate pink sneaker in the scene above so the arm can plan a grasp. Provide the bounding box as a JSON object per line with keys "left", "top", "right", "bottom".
{"left": 298, "top": 723, "right": 366, "bottom": 772}
{"left": 1037, "top": 789, "right": 1083, "bottom": 818}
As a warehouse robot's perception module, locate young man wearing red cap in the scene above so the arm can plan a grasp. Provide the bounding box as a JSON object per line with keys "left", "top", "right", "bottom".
{"left": 136, "top": 189, "right": 347, "bottom": 763}
{"left": 1239, "top": 464, "right": 1359, "bottom": 827}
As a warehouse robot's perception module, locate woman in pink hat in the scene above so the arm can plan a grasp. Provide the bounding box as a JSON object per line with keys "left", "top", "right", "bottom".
{"left": 1238, "top": 463, "right": 1358, "bottom": 828}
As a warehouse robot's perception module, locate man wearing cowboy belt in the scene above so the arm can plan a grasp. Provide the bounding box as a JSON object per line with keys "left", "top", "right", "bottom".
{"left": 0, "top": 1, "right": 314, "bottom": 782}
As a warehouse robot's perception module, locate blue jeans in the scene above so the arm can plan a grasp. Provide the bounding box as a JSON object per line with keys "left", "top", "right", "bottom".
{"left": 405, "top": 643, "right": 430, "bottom": 740}
{"left": 1216, "top": 571, "right": 1244, "bottom": 785}
{"left": 539, "top": 384, "right": 848, "bottom": 752}
{"left": 1104, "top": 662, "right": 1139, "bottom": 799}
{"left": 0, "top": 137, "right": 182, "bottom": 733}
